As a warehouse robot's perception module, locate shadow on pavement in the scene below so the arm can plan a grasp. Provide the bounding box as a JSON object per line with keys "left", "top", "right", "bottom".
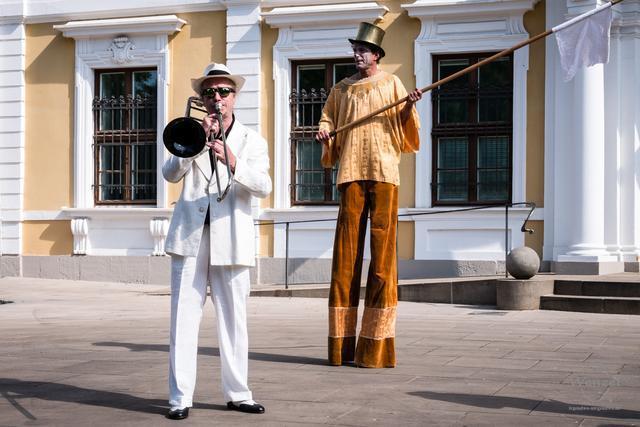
{"left": 93, "top": 341, "right": 329, "bottom": 366}
{"left": 409, "top": 390, "right": 640, "bottom": 420}
{"left": 0, "top": 379, "right": 226, "bottom": 415}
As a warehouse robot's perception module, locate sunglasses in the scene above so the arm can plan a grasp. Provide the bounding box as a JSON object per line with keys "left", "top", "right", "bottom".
{"left": 201, "top": 87, "right": 235, "bottom": 99}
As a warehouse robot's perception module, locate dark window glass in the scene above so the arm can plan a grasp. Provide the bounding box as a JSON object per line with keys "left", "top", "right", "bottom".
{"left": 93, "top": 68, "right": 157, "bottom": 205}
{"left": 431, "top": 53, "right": 513, "bottom": 205}
{"left": 290, "top": 59, "right": 356, "bottom": 205}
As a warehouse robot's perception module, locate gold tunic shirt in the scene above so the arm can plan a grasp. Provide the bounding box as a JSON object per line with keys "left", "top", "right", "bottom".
{"left": 319, "top": 71, "right": 420, "bottom": 186}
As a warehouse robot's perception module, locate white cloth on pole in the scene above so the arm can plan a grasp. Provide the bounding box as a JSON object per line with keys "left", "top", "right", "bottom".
{"left": 553, "top": 2, "right": 613, "bottom": 82}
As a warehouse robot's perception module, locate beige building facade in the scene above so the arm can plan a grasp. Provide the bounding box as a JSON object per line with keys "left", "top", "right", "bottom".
{"left": 1, "top": 0, "right": 638, "bottom": 284}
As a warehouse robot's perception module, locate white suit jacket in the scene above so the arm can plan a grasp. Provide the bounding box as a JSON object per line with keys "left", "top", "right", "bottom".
{"left": 163, "top": 120, "right": 272, "bottom": 266}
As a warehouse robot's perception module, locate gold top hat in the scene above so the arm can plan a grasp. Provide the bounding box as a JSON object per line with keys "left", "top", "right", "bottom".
{"left": 348, "top": 22, "right": 386, "bottom": 58}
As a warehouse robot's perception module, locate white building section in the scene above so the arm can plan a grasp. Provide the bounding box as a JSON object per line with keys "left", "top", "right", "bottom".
{"left": 545, "top": 0, "right": 640, "bottom": 274}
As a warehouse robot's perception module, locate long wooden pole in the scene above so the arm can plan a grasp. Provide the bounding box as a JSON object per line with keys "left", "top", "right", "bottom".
{"left": 328, "top": 0, "right": 623, "bottom": 138}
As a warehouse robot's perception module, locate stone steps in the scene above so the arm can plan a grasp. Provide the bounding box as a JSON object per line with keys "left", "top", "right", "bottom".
{"left": 540, "top": 294, "right": 640, "bottom": 315}
{"left": 251, "top": 274, "right": 640, "bottom": 315}
{"left": 250, "top": 277, "right": 498, "bottom": 305}
{"left": 539, "top": 278, "right": 640, "bottom": 315}
{"left": 554, "top": 279, "right": 640, "bottom": 297}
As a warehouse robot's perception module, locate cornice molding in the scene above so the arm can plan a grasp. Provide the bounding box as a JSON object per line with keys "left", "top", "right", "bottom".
{"left": 403, "top": 0, "right": 539, "bottom": 20}
{"left": 54, "top": 15, "right": 186, "bottom": 39}
{"left": 263, "top": 2, "right": 387, "bottom": 28}
{"left": 0, "top": 1, "right": 224, "bottom": 25}
{"left": 261, "top": 0, "right": 365, "bottom": 7}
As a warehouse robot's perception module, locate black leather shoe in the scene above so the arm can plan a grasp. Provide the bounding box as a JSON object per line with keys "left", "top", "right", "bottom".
{"left": 227, "top": 401, "right": 265, "bottom": 414}
{"left": 166, "top": 407, "right": 189, "bottom": 420}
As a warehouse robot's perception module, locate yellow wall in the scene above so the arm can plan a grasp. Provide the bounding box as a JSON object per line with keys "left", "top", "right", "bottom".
{"left": 378, "top": 1, "right": 422, "bottom": 209}
{"left": 398, "top": 222, "right": 414, "bottom": 260}
{"left": 524, "top": 1, "right": 545, "bottom": 207}
{"left": 259, "top": 21, "right": 279, "bottom": 257}
{"left": 379, "top": 1, "right": 422, "bottom": 258}
{"left": 167, "top": 11, "right": 227, "bottom": 206}
{"left": 525, "top": 220, "right": 544, "bottom": 259}
{"left": 22, "top": 221, "right": 73, "bottom": 255}
{"left": 23, "top": 23, "right": 75, "bottom": 254}
{"left": 24, "top": 24, "right": 74, "bottom": 210}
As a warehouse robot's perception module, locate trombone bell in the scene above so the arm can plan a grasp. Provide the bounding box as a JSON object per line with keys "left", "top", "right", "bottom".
{"left": 163, "top": 117, "right": 206, "bottom": 158}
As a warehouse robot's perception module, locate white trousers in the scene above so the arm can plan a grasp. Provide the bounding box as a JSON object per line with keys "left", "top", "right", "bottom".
{"left": 168, "top": 226, "right": 252, "bottom": 408}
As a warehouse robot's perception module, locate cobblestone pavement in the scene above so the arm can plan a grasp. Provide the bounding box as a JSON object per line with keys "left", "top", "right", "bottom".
{"left": 1, "top": 277, "right": 639, "bottom": 426}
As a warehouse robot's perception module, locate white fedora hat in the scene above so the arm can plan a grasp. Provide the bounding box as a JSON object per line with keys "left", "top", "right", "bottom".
{"left": 191, "top": 62, "right": 245, "bottom": 94}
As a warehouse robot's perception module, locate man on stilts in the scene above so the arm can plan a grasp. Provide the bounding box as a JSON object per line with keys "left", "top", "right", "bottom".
{"left": 316, "top": 22, "right": 422, "bottom": 368}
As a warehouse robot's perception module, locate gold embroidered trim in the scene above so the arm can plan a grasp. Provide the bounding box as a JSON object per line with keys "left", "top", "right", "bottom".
{"left": 359, "top": 306, "right": 396, "bottom": 340}
{"left": 328, "top": 306, "right": 358, "bottom": 338}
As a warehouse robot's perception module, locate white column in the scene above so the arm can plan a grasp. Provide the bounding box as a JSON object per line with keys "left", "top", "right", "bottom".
{"left": 616, "top": 3, "right": 640, "bottom": 264}
{"left": 552, "top": 0, "right": 622, "bottom": 272}
{"left": 558, "top": 66, "right": 609, "bottom": 258}
{"left": 635, "top": 34, "right": 640, "bottom": 260}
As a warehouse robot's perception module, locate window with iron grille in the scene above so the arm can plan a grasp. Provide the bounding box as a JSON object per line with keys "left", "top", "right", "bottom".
{"left": 431, "top": 53, "right": 513, "bottom": 206}
{"left": 290, "top": 60, "right": 356, "bottom": 205}
{"left": 93, "top": 68, "right": 157, "bottom": 205}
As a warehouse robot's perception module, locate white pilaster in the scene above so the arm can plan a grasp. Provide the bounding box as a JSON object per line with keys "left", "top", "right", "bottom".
{"left": 225, "top": 1, "right": 261, "bottom": 131}
{"left": 0, "top": 21, "right": 25, "bottom": 255}
{"left": 224, "top": 1, "right": 263, "bottom": 256}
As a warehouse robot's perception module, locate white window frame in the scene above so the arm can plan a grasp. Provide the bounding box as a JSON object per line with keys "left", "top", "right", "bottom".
{"left": 55, "top": 15, "right": 186, "bottom": 210}
{"left": 403, "top": 0, "right": 538, "bottom": 261}
{"left": 263, "top": 2, "right": 387, "bottom": 258}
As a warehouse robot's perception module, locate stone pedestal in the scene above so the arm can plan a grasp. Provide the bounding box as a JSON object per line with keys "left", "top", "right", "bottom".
{"left": 496, "top": 278, "right": 554, "bottom": 310}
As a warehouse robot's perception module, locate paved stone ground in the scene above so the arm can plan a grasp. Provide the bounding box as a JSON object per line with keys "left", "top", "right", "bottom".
{"left": 1, "top": 276, "right": 639, "bottom": 426}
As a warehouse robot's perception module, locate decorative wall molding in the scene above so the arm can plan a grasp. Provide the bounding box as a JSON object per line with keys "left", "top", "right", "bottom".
{"left": 53, "top": 16, "right": 183, "bottom": 256}
{"left": 262, "top": 2, "right": 388, "bottom": 28}
{"left": 55, "top": 15, "right": 185, "bottom": 211}
{"left": 264, "top": 2, "right": 387, "bottom": 211}
{"left": 263, "top": 2, "right": 387, "bottom": 258}
{"left": 403, "top": 0, "right": 537, "bottom": 209}
{"left": 1, "top": 1, "right": 224, "bottom": 25}
{"left": 63, "top": 208, "right": 172, "bottom": 256}
{"left": 108, "top": 36, "right": 135, "bottom": 64}
{"left": 71, "top": 217, "right": 89, "bottom": 255}
{"left": 149, "top": 217, "right": 169, "bottom": 256}
{"left": 402, "top": 0, "right": 536, "bottom": 261}
{"left": 54, "top": 15, "right": 187, "bottom": 39}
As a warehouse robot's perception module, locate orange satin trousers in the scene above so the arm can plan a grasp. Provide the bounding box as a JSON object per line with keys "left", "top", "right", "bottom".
{"left": 328, "top": 181, "right": 398, "bottom": 368}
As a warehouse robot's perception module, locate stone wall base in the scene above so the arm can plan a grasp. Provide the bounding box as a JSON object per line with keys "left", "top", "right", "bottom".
{"left": 15, "top": 256, "right": 171, "bottom": 285}
{"left": 6, "top": 256, "right": 508, "bottom": 286}
{"left": 256, "top": 258, "right": 506, "bottom": 285}
{"left": 552, "top": 261, "right": 625, "bottom": 275}
{"left": 0, "top": 255, "right": 21, "bottom": 278}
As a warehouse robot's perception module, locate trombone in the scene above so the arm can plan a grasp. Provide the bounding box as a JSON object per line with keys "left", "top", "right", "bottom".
{"left": 162, "top": 97, "right": 233, "bottom": 202}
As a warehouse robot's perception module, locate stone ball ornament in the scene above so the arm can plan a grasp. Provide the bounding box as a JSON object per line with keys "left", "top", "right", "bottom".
{"left": 506, "top": 246, "right": 540, "bottom": 280}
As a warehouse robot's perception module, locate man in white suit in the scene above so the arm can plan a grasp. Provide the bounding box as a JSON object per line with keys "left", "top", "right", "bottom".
{"left": 163, "top": 63, "right": 271, "bottom": 420}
